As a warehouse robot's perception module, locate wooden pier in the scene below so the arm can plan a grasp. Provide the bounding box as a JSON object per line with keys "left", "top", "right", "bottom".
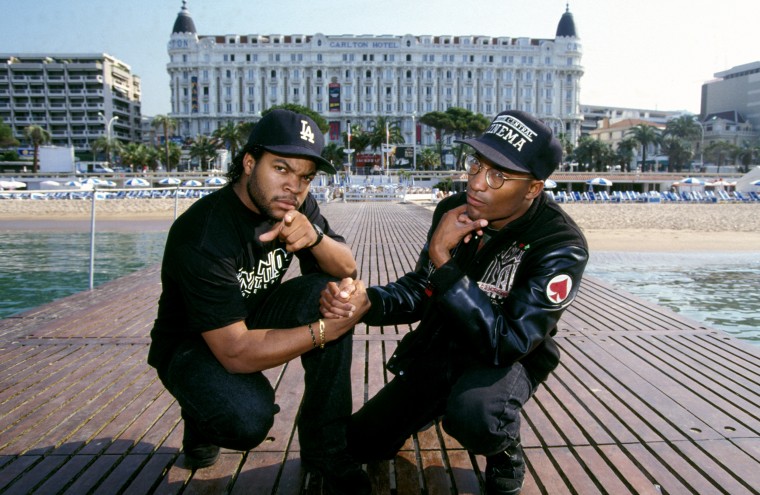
{"left": 0, "top": 201, "right": 758, "bottom": 494}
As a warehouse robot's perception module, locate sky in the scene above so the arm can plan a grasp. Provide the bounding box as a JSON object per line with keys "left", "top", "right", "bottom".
{"left": 1, "top": 0, "right": 758, "bottom": 117}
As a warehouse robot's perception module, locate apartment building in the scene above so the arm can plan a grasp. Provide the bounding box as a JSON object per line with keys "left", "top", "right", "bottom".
{"left": 0, "top": 53, "right": 142, "bottom": 153}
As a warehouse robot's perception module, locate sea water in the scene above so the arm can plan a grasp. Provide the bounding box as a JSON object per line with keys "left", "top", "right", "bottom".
{"left": 0, "top": 231, "right": 758, "bottom": 345}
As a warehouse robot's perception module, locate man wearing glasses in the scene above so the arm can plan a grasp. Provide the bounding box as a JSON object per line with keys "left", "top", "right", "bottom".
{"left": 321, "top": 110, "right": 588, "bottom": 494}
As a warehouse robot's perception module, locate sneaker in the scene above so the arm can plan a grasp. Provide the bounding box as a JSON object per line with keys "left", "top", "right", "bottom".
{"left": 182, "top": 420, "right": 220, "bottom": 470}
{"left": 302, "top": 451, "right": 371, "bottom": 495}
{"left": 485, "top": 442, "right": 525, "bottom": 495}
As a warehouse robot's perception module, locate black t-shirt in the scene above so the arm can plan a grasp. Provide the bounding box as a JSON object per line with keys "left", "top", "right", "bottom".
{"left": 147, "top": 185, "right": 343, "bottom": 374}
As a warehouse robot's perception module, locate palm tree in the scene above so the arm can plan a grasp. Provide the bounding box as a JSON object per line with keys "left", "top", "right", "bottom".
{"left": 625, "top": 124, "right": 662, "bottom": 172}
{"left": 23, "top": 125, "right": 51, "bottom": 173}
{"left": 573, "top": 136, "right": 612, "bottom": 172}
{"left": 664, "top": 115, "right": 702, "bottom": 171}
{"left": 367, "top": 117, "right": 404, "bottom": 171}
{"left": 91, "top": 135, "right": 123, "bottom": 167}
{"left": 212, "top": 121, "right": 246, "bottom": 165}
{"left": 659, "top": 135, "right": 693, "bottom": 172}
{"left": 166, "top": 142, "right": 182, "bottom": 171}
{"left": 735, "top": 139, "right": 760, "bottom": 173}
{"left": 321, "top": 142, "right": 344, "bottom": 170}
{"left": 419, "top": 148, "right": 440, "bottom": 171}
{"left": 189, "top": 135, "right": 221, "bottom": 171}
{"left": 615, "top": 137, "right": 638, "bottom": 172}
{"left": 152, "top": 115, "right": 177, "bottom": 171}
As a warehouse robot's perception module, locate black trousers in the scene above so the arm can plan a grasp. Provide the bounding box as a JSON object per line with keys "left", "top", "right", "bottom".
{"left": 159, "top": 273, "right": 354, "bottom": 456}
{"left": 348, "top": 360, "right": 537, "bottom": 462}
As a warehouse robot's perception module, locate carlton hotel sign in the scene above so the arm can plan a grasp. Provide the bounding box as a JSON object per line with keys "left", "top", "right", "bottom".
{"left": 327, "top": 40, "right": 400, "bottom": 49}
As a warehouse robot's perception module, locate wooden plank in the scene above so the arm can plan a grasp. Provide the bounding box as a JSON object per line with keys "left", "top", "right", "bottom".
{"left": 0, "top": 201, "right": 757, "bottom": 494}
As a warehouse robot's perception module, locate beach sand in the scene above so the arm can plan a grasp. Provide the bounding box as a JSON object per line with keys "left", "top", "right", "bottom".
{"left": 0, "top": 198, "right": 758, "bottom": 252}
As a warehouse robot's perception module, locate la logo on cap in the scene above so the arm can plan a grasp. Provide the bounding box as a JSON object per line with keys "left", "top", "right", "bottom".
{"left": 300, "top": 120, "right": 315, "bottom": 144}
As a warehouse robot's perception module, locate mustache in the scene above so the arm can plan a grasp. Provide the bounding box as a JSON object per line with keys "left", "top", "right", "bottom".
{"left": 271, "top": 194, "right": 300, "bottom": 208}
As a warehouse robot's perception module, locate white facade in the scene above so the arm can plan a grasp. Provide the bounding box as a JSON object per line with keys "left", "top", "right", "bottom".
{"left": 167, "top": 4, "right": 583, "bottom": 149}
{"left": 0, "top": 53, "right": 142, "bottom": 152}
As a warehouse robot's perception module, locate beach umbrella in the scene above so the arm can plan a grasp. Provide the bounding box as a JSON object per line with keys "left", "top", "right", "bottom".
{"left": 679, "top": 177, "right": 704, "bottom": 185}
{"left": 678, "top": 177, "right": 704, "bottom": 192}
{"left": 125, "top": 178, "right": 151, "bottom": 187}
{"left": 751, "top": 180, "right": 760, "bottom": 186}
{"left": 101, "top": 180, "right": 117, "bottom": 187}
{"left": 183, "top": 179, "right": 202, "bottom": 187}
{"left": 0, "top": 179, "right": 27, "bottom": 190}
{"left": 64, "top": 180, "right": 82, "bottom": 187}
{"left": 205, "top": 177, "right": 227, "bottom": 186}
{"left": 544, "top": 179, "right": 557, "bottom": 189}
{"left": 81, "top": 178, "right": 105, "bottom": 186}
{"left": 159, "top": 177, "right": 182, "bottom": 185}
{"left": 586, "top": 177, "right": 613, "bottom": 187}
{"left": 40, "top": 180, "right": 61, "bottom": 189}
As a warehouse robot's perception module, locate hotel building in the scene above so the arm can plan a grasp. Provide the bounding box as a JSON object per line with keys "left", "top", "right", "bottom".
{"left": 167, "top": 1, "right": 584, "bottom": 152}
{"left": 0, "top": 53, "right": 142, "bottom": 152}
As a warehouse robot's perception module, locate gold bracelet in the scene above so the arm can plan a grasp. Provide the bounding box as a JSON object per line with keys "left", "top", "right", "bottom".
{"left": 318, "top": 319, "right": 325, "bottom": 349}
{"left": 308, "top": 322, "right": 318, "bottom": 348}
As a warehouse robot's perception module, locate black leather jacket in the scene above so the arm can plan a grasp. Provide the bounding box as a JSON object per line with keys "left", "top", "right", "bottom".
{"left": 363, "top": 191, "right": 588, "bottom": 382}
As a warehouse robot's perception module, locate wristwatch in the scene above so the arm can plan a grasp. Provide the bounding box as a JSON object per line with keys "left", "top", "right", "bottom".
{"left": 310, "top": 222, "right": 324, "bottom": 248}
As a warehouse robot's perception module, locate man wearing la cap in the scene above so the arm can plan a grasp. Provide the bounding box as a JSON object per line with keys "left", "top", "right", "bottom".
{"left": 149, "top": 109, "right": 371, "bottom": 494}
{"left": 320, "top": 110, "right": 588, "bottom": 494}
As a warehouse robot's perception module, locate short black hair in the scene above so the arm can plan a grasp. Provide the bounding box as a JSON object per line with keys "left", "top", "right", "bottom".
{"left": 226, "top": 145, "right": 265, "bottom": 184}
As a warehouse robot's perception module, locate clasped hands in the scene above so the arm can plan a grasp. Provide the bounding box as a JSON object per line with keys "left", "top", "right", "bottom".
{"left": 319, "top": 204, "right": 487, "bottom": 320}
{"left": 320, "top": 277, "right": 369, "bottom": 320}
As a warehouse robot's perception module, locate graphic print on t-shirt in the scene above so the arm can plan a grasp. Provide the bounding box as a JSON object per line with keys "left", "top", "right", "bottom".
{"left": 236, "top": 248, "right": 290, "bottom": 297}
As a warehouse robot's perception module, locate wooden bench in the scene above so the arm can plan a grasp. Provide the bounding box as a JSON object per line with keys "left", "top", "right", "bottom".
{"left": 0, "top": 202, "right": 758, "bottom": 494}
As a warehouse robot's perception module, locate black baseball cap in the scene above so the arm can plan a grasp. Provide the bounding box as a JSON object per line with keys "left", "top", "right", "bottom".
{"left": 245, "top": 109, "right": 336, "bottom": 174}
{"left": 456, "top": 110, "right": 562, "bottom": 180}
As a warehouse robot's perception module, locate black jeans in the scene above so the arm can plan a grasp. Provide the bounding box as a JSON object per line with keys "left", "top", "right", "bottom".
{"left": 348, "top": 360, "right": 537, "bottom": 462}
{"left": 159, "top": 274, "right": 354, "bottom": 457}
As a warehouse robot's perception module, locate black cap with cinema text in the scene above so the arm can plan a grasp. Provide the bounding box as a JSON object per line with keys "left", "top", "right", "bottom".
{"left": 245, "top": 109, "right": 336, "bottom": 174}
{"left": 456, "top": 110, "right": 562, "bottom": 180}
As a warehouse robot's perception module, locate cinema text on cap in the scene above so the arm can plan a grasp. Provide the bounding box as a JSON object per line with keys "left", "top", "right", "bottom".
{"left": 456, "top": 110, "right": 563, "bottom": 181}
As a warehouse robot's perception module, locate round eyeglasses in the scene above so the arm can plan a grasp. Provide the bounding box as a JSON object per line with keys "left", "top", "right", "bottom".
{"left": 464, "top": 154, "right": 535, "bottom": 190}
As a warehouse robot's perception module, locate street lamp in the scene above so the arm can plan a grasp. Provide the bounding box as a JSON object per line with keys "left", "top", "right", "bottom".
{"left": 99, "top": 113, "right": 119, "bottom": 166}
{"left": 411, "top": 111, "right": 417, "bottom": 170}
{"left": 344, "top": 120, "right": 354, "bottom": 180}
